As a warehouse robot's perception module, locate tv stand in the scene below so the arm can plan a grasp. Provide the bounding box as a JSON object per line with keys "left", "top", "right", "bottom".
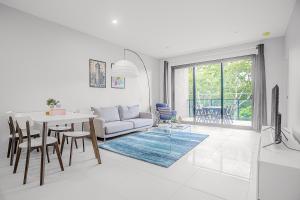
{"left": 258, "top": 127, "right": 300, "bottom": 200}
{"left": 261, "top": 126, "right": 289, "bottom": 141}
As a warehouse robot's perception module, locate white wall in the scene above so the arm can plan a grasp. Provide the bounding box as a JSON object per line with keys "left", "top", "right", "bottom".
{"left": 0, "top": 4, "right": 160, "bottom": 142}
{"left": 264, "top": 38, "right": 288, "bottom": 127}
{"left": 285, "top": 0, "right": 300, "bottom": 129}
{"left": 162, "top": 37, "right": 288, "bottom": 127}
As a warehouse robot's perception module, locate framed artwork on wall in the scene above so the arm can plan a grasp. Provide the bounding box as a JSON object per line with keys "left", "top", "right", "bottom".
{"left": 111, "top": 76, "right": 125, "bottom": 89}
{"left": 111, "top": 63, "right": 125, "bottom": 89}
{"left": 89, "top": 59, "right": 106, "bottom": 88}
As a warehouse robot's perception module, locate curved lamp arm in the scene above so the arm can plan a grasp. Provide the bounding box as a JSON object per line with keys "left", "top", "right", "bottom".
{"left": 124, "top": 49, "right": 152, "bottom": 113}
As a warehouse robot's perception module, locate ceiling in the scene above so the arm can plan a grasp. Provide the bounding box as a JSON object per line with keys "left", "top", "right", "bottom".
{"left": 0, "top": 0, "right": 296, "bottom": 58}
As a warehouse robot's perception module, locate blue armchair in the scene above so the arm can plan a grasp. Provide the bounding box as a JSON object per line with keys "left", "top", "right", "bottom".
{"left": 156, "top": 103, "right": 177, "bottom": 123}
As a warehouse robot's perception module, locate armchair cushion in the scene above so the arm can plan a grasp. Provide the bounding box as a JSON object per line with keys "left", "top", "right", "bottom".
{"left": 156, "top": 103, "right": 177, "bottom": 121}
{"left": 118, "top": 105, "right": 140, "bottom": 120}
{"left": 91, "top": 106, "right": 120, "bottom": 122}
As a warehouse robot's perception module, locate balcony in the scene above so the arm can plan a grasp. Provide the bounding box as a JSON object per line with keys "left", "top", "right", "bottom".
{"left": 181, "top": 98, "right": 252, "bottom": 127}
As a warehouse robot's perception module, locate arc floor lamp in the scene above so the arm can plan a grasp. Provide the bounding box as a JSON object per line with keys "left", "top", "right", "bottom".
{"left": 112, "top": 48, "right": 152, "bottom": 112}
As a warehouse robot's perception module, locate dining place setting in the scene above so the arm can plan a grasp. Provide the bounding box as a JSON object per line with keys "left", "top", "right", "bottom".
{"left": 5, "top": 99, "right": 101, "bottom": 186}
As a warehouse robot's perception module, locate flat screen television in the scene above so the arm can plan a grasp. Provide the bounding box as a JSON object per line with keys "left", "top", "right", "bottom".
{"left": 271, "top": 85, "right": 281, "bottom": 143}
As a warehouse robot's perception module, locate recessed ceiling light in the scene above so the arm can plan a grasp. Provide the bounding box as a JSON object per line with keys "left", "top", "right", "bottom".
{"left": 112, "top": 19, "right": 118, "bottom": 24}
{"left": 263, "top": 32, "right": 271, "bottom": 37}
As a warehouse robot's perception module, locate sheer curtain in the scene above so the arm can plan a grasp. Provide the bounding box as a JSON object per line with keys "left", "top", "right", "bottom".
{"left": 252, "top": 44, "right": 267, "bottom": 132}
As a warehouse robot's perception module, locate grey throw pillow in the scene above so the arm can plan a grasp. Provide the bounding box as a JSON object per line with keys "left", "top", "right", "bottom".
{"left": 119, "top": 105, "right": 140, "bottom": 120}
{"left": 91, "top": 106, "right": 120, "bottom": 122}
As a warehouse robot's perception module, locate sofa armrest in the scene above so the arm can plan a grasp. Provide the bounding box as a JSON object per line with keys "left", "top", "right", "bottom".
{"left": 139, "top": 112, "right": 153, "bottom": 119}
{"left": 83, "top": 117, "right": 106, "bottom": 138}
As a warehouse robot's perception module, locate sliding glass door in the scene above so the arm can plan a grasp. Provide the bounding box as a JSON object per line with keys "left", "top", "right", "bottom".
{"left": 222, "top": 58, "right": 252, "bottom": 126}
{"left": 194, "top": 63, "right": 222, "bottom": 124}
{"left": 172, "top": 56, "right": 253, "bottom": 127}
{"left": 174, "top": 67, "right": 193, "bottom": 122}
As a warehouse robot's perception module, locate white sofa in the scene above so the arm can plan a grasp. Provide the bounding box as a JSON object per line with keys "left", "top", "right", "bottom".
{"left": 87, "top": 105, "right": 153, "bottom": 140}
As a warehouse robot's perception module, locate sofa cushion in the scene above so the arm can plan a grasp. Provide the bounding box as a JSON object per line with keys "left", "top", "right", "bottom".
{"left": 125, "top": 118, "right": 153, "bottom": 128}
{"left": 118, "top": 105, "right": 140, "bottom": 120}
{"left": 91, "top": 106, "right": 120, "bottom": 122}
{"left": 105, "top": 121, "right": 134, "bottom": 134}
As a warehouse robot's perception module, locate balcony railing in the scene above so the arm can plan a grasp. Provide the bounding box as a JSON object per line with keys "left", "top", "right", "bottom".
{"left": 188, "top": 98, "right": 252, "bottom": 121}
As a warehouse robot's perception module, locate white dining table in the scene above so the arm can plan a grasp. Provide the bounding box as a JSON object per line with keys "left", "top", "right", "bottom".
{"left": 13, "top": 112, "right": 101, "bottom": 186}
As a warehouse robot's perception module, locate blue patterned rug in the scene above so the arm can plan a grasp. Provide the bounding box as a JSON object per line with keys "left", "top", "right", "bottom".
{"left": 99, "top": 129, "right": 209, "bottom": 167}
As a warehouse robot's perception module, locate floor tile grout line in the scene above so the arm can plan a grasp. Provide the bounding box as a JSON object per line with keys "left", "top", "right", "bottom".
{"left": 180, "top": 167, "right": 228, "bottom": 200}
{"left": 185, "top": 163, "right": 251, "bottom": 182}
{"left": 101, "top": 137, "right": 252, "bottom": 181}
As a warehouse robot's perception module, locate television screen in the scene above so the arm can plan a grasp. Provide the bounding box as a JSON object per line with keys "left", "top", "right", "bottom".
{"left": 271, "top": 85, "right": 279, "bottom": 127}
{"left": 271, "top": 85, "right": 281, "bottom": 143}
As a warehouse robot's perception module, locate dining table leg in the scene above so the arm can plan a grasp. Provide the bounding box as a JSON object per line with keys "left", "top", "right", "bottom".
{"left": 40, "top": 122, "right": 47, "bottom": 186}
{"left": 89, "top": 118, "right": 101, "bottom": 164}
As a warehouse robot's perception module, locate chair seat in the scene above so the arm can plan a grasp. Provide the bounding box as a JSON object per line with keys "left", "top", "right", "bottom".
{"left": 62, "top": 131, "right": 90, "bottom": 138}
{"left": 19, "top": 137, "right": 57, "bottom": 148}
{"left": 9, "top": 129, "right": 40, "bottom": 138}
{"left": 49, "top": 126, "right": 72, "bottom": 131}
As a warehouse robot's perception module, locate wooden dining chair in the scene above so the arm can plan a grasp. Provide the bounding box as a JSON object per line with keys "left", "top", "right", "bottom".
{"left": 48, "top": 124, "right": 72, "bottom": 144}
{"left": 48, "top": 123, "right": 82, "bottom": 154}
{"left": 12, "top": 116, "right": 64, "bottom": 184}
{"left": 6, "top": 112, "right": 40, "bottom": 166}
{"left": 60, "top": 123, "right": 90, "bottom": 166}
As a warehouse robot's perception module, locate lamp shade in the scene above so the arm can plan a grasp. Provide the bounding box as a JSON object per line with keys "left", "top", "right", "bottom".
{"left": 112, "top": 59, "right": 139, "bottom": 78}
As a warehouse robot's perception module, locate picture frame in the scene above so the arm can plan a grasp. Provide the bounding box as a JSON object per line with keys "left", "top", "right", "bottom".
{"left": 111, "top": 63, "right": 125, "bottom": 89}
{"left": 111, "top": 76, "right": 125, "bottom": 89}
{"left": 89, "top": 59, "right": 106, "bottom": 88}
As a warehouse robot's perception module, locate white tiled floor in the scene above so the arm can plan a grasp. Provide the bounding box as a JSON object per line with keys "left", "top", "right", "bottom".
{"left": 0, "top": 125, "right": 259, "bottom": 200}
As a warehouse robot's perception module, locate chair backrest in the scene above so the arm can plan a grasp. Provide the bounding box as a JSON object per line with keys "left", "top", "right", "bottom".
{"left": 230, "top": 105, "right": 236, "bottom": 115}
{"left": 6, "top": 111, "right": 16, "bottom": 135}
{"left": 15, "top": 116, "right": 32, "bottom": 147}
{"left": 7, "top": 116, "right": 29, "bottom": 148}
{"left": 224, "top": 106, "right": 229, "bottom": 115}
{"left": 156, "top": 103, "right": 168, "bottom": 111}
{"left": 8, "top": 116, "right": 16, "bottom": 138}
